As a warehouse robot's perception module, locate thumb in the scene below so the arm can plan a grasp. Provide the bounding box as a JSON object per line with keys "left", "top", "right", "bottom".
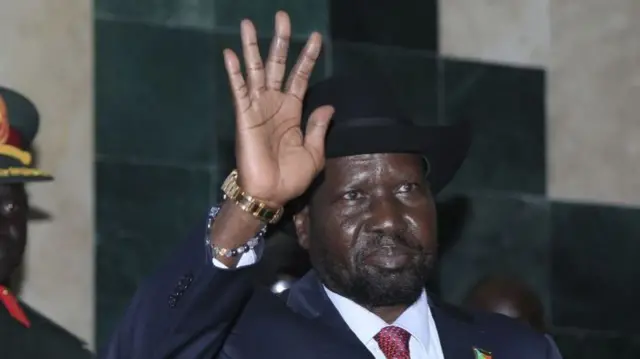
{"left": 303, "top": 105, "right": 334, "bottom": 169}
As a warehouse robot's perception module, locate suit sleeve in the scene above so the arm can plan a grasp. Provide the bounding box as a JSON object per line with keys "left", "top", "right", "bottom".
{"left": 99, "top": 206, "right": 266, "bottom": 359}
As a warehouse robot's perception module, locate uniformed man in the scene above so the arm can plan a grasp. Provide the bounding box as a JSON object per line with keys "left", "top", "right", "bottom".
{"left": 0, "top": 87, "right": 92, "bottom": 358}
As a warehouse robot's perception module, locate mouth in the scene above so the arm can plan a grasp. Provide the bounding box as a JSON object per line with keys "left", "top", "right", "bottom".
{"left": 362, "top": 245, "right": 416, "bottom": 270}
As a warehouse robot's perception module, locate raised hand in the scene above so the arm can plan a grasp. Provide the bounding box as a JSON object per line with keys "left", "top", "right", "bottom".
{"left": 223, "top": 11, "right": 334, "bottom": 208}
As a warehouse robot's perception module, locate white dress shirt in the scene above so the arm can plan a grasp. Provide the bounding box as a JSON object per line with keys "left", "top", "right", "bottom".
{"left": 324, "top": 286, "right": 444, "bottom": 359}
{"left": 212, "top": 247, "right": 444, "bottom": 358}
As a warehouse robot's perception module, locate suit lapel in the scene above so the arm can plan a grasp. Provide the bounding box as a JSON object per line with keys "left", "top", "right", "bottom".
{"left": 429, "top": 296, "right": 477, "bottom": 359}
{"left": 284, "top": 271, "right": 373, "bottom": 358}
{"left": 284, "top": 272, "right": 485, "bottom": 359}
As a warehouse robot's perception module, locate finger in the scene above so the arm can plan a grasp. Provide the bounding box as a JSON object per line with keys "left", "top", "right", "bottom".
{"left": 223, "top": 49, "right": 251, "bottom": 113}
{"left": 303, "top": 105, "right": 334, "bottom": 169}
{"left": 285, "top": 32, "right": 322, "bottom": 101}
{"left": 265, "top": 11, "right": 291, "bottom": 90}
{"left": 240, "top": 19, "right": 266, "bottom": 95}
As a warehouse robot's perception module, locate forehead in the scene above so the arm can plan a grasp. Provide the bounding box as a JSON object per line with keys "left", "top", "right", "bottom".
{"left": 323, "top": 153, "right": 425, "bottom": 183}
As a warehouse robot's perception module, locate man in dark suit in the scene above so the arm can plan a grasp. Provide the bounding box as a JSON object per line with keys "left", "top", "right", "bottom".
{"left": 101, "top": 11, "right": 556, "bottom": 359}
{"left": 0, "top": 87, "right": 92, "bottom": 358}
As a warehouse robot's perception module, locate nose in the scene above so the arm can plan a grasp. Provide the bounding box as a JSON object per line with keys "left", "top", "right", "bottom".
{"left": 367, "top": 195, "right": 405, "bottom": 234}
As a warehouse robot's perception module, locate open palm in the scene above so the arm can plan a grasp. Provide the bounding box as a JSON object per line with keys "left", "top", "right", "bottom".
{"left": 223, "top": 11, "right": 334, "bottom": 207}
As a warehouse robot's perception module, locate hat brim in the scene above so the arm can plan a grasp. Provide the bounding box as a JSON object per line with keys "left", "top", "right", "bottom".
{"left": 323, "top": 119, "right": 471, "bottom": 194}
{"left": 0, "top": 167, "right": 53, "bottom": 184}
{"left": 276, "top": 118, "right": 472, "bottom": 236}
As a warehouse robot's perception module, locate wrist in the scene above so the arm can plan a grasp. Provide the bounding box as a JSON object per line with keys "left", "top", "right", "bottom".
{"left": 235, "top": 175, "right": 283, "bottom": 208}
{"left": 222, "top": 169, "right": 285, "bottom": 224}
{"left": 217, "top": 200, "right": 264, "bottom": 234}
{"left": 208, "top": 201, "right": 266, "bottom": 267}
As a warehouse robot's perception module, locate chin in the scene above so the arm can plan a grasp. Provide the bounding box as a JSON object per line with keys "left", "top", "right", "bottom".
{"left": 346, "top": 270, "right": 426, "bottom": 307}
{"left": 360, "top": 285, "right": 423, "bottom": 308}
{"left": 315, "top": 255, "right": 430, "bottom": 307}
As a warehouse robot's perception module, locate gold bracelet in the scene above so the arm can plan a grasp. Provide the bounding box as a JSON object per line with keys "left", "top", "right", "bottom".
{"left": 221, "top": 169, "right": 284, "bottom": 224}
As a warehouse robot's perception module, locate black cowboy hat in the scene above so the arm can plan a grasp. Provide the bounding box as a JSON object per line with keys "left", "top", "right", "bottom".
{"left": 276, "top": 75, "right": 471, "bottom": 234}
{"left": 0, "top": 87, "right": 53, "bottom": 184}
{"left": 300, "top": 75, "right": 471, "bottom": 194}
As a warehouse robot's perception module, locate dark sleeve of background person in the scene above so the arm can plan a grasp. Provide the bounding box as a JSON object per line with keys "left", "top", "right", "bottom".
{"left": 545, "top": 333, "right": 564, "bottom": 359}
{"left": 0, "top": 301, "right": 92, "bottom": 358}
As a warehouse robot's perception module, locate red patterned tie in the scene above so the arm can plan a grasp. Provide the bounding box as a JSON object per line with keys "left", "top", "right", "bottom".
{"left": 374, "top": 325, "right": 411, "bottom": 359}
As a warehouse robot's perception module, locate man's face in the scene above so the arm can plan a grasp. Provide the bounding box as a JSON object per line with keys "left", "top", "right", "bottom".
{"left": 294, "top": 153, "right": 437, "bottom": 308}
{"left": 0, "top": 184, "right": 28, "bottom": 284}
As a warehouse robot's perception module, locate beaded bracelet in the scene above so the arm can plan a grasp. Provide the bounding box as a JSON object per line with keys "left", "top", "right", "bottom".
{"left": 205, "top": 205, "right": 267, "bottom": 259}
{"left": 212, "top": 236, "right": 260, "bottom": 258}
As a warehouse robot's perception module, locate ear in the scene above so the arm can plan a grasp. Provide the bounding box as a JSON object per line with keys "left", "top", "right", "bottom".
{"left": 293, "top": 206, "right": 311, "bottom": 250}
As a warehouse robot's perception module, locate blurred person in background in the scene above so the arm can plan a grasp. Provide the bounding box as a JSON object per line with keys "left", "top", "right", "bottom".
{"left": 464, "top": 275, "right": 564, "bottom": 359}
{"left": 0, "top": 88, "right": 91, "bottom": 358}
{"left": 255, "top": 230, "right": 311, "bottom": 294}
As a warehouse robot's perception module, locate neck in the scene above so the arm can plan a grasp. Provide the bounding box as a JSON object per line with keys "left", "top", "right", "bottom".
{"left": 370, "top": 305, "right": 408, "bottom": 324}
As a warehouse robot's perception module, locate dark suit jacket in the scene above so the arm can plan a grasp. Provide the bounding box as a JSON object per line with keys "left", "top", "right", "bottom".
{"left": 0, "top": 299, "right": 93, "bottom": 358}
{"left": 100, "top": 223, "right": 555, "bottom": 359}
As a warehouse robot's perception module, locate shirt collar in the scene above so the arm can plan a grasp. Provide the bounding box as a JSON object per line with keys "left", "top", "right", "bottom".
{"left": 323, "top": 286, "right": 431, "bottom": 349}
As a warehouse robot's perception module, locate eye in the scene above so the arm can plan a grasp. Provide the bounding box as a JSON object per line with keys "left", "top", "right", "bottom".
{"left": 397, "top": 183, "right": 419, "bottom": 193}
{"left": 341, "top": 190, "right": 363, "bottom": 201}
